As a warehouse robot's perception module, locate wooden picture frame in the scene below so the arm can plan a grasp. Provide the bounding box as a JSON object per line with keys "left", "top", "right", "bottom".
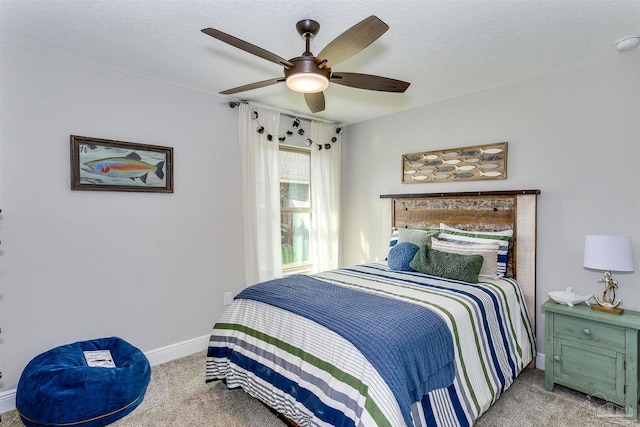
{"left": 70, "top": 135, "right": 173, "bottom": 193}
{"left": 402, "top": 142, "right": 507, "bottom": 184}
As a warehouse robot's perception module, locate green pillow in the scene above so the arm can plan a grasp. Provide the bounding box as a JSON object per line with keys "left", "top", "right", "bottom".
{"left": 409, "top": 245, "right": 484, "bottom": 283}
{"left": 397, "top": 228, "right": 440, "bottom": 248}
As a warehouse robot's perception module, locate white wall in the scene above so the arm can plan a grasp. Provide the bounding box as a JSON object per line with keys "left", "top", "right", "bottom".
{"left": 0, "top": 43, "right": 245, "bottom": 393}
{"left": 341, "top": 51, "right": 640, "bottom": 355}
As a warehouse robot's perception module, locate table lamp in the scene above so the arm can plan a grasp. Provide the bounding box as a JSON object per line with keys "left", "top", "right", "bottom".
{"left": 583, "top": 235, "right": 634, "bottom": 314}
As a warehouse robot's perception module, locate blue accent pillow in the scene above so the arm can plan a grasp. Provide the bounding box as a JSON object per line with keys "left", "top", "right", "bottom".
{"left": 387, "top": 242, "right": 420, "bottom": 271}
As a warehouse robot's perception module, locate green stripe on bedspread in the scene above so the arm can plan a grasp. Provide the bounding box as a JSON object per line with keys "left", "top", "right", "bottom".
{"left": 212, "top": 322, "right": 392, "bottom": 427}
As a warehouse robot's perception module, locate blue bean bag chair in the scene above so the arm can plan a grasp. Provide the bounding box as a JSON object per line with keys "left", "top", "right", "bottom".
{"left": 16, "top": 337, "right": 151, "bottom": 427}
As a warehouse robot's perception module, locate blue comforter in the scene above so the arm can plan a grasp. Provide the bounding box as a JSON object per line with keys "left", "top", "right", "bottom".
{"left": 235, "top": 274, "right": 455, "bottom": 426}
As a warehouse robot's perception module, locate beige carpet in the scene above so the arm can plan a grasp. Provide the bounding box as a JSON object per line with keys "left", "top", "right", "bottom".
{"left": 2, "top": 351, "right": 637, "bottom": 426}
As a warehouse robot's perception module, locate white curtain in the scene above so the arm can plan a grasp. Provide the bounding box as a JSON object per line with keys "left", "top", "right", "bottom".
{"left": 310, "top": 121, "right": 341, "bottom": 272}
{"left": 239, "top": 104, "right": 282, "bottom": 286}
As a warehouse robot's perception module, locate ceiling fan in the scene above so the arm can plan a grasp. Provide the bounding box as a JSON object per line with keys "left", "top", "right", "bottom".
{"left": 201, "top": 16, "right": 410, "bottom": 113}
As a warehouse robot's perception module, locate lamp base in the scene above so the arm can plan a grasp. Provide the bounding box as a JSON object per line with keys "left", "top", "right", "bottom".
{"left": 592, "top": 271, "right": 623, "bottom": 315}
{"left": 591, "top": 304, "right": 623, "bottom": 315}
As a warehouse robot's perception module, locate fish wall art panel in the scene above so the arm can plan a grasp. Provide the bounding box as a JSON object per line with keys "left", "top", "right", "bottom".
{"left": 70, "top": 135, "right": 174, "bottom": 193}
{"left": 401, "top": 142, "right": 507, "bottom": 184}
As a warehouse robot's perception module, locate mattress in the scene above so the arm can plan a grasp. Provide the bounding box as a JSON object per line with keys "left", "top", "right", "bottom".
{"left": 206, "top": 262, "right": 535, "bottom": 427}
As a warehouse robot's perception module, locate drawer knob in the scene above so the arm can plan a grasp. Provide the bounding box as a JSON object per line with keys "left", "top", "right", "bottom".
{"left": 553, "top": 356, "right": 560, "bottom": 362}
{"left": 583, "top": 328, "right": 591, "bottom": 335}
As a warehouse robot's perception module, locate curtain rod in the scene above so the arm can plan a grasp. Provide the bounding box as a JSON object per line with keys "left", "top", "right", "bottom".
{"left": 227, "top": 101, "right": 339, "bottom": 125}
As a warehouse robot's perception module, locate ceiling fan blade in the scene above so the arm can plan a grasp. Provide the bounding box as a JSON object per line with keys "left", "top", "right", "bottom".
{"left": 220, "top": 78, "right": 284, "bottom": 95}
{"left": 331, "top": 72, "right": 410, "bottom": 92}
{"left": 315, "top": 16, "right": 389, "bottom": 69}
{"left": 304, "top": 92, "right": 325, "bottom": 113}
{"left": 202, "top": 28, "right": 294, "bottom": 68}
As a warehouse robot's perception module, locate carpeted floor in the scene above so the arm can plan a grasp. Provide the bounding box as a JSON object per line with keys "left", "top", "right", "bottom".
{"left": 2, "top": 351, "right": 637, "bottom": 426}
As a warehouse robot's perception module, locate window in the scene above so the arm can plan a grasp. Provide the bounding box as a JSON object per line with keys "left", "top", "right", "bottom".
{"left": 279, "top": 146, "right": 311, "bottom": 273}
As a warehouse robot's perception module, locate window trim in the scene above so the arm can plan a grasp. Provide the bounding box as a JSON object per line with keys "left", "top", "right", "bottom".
{"left": 279, "top": 144, "right": 312, "bottom": 273}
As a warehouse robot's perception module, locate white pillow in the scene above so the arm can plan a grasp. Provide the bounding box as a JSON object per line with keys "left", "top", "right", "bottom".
{"left": 431, "top": 237, "right": 500, "bottom": 279}
{"left": 439, "top": 223, "right": 513, "bottom": 277}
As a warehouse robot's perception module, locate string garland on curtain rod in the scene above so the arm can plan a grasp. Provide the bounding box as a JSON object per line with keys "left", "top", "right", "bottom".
{"left": 252, "top": 110, "right": 342, "bottom": 150}
{"left": 229, "top": 101, "right": 341, "bottom": 150}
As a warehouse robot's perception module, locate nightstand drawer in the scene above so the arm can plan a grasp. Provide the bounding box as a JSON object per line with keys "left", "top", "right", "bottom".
{"left": 554, "top": 314, "right": 625, "bottom": 350}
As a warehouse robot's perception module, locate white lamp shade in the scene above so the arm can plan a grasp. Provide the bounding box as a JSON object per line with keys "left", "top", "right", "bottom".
{"left": 583, "top": 235, "right": 634, "bottom": 272}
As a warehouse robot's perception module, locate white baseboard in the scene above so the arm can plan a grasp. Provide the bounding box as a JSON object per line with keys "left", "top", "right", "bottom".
{"left": 0, "top": 335, "right": 211, "bottom": 415}
{"left": 0, "top": 389, "right": 16, "bottom": 416}
{"left": 143, "top": 334, "right": 210, "bottom": 367}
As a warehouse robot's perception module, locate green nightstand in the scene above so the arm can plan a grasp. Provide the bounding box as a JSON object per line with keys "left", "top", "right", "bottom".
{"left": 543, "top": 300, "right": 640, "bottom": 420}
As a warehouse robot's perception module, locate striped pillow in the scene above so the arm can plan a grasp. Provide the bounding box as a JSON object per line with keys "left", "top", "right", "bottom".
{"left": 388, "top": 228, "right": 399, "bottom": 253}
{"left": 439, "top": 223, "right": 513, "bottom": 277}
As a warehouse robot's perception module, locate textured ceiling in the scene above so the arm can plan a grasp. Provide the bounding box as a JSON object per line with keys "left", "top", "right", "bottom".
{"left": 1, "top": 0, "right": 639, "bottom": 125}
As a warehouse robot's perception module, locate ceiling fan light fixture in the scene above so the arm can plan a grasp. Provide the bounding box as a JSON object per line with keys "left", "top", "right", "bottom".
{"left": 284, "top": 56, "right": 331, "bottom": 94}
{"left": 286, "top": 72, "right": 329, "bottom": 93}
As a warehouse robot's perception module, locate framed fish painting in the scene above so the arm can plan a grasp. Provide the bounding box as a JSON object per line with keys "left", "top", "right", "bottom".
{"left": 70, "top": 135, "right": 174, "bottom": 193}
{"left": 401, "top": 142, "right": 507, "bottom": 184}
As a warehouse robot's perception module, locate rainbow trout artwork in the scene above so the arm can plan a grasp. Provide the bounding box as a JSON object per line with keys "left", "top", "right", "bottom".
{"left": 83, "top": 152, "right": 165, "bottom": 184}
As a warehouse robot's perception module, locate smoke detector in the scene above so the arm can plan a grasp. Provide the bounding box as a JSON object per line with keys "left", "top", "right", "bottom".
{"left": 615, "top": 34, "right": 640, "bottom": 52}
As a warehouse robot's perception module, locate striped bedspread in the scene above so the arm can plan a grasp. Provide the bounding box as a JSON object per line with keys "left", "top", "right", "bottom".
{"left": 206, "top": 262, "right": 535, "bottom": 427}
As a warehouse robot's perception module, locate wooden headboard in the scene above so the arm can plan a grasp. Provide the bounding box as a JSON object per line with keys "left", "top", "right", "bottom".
{"left": 380, "top": 190, "right": 540, "bottom": 339}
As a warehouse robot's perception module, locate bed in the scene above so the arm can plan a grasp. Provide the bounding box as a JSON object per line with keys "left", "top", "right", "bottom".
{"left": 207, "top": 190, "right": 540, "bottom": 427}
